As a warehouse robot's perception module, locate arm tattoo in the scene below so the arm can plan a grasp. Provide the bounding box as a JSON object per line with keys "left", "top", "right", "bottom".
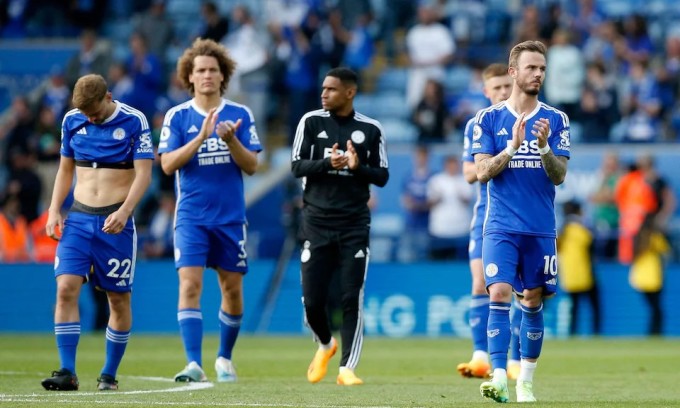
{"left": 475, "top": 152, "right": 512, "bottom": 183}
{"left": 541, "top": 153, "right": 568, "bottom": 185}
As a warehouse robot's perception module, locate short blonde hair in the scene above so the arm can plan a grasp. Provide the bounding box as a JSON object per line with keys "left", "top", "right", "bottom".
{"left": 482, "top": 63, "right": 509, "bottom": 81}
{"left": 72, "top": 74, "right": 108, "bottom": 111}
{"left": 177, "top": 38, "right": 236, "bottom": 96}
{"left": 508, "top": 41, "right": 547, "bottom": 68}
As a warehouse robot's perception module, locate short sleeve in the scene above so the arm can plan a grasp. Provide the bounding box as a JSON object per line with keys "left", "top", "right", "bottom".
{"left": 132, "top": 116, "right": 155, "bottom": 160}
{"left": 158, "top": 110, "right": 184, "bottom": 154}
{"left": 237, "top": 107, "right": 262, "bottom": 153}
{"left": 549, "top": 113, "right": 570, "bottom": 159}
{"left": 60, "top": 116, "right": 74, "bottom": 158}
{"left": 470, "top": 115, "right": 495, "bottom": 156}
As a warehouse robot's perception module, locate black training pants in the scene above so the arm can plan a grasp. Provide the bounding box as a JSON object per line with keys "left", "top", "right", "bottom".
{"left": 299, "top": 220, "right": 369, "bottom": 369}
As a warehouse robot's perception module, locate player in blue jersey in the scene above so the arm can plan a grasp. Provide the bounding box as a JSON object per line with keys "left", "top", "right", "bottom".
{"left": 158, "top": 38, "right": 261, "bottom": 383}
{"left": 472, "top": 41, "right": 570, "bottom": 403}
{"left": 41, "top": 74, "right": 154, "bottom": 391}
{"left": 457, "top": 63, "right": 517, "bottom": 380}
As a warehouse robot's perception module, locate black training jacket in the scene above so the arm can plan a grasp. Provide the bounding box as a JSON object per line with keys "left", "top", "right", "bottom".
{"left": 291, "top": 109, "right": 389, "bottom": 228}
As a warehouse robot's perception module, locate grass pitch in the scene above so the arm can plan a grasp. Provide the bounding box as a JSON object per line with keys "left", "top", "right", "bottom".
{"left": 0, "top": 335, "right": 678, "bottom": 407}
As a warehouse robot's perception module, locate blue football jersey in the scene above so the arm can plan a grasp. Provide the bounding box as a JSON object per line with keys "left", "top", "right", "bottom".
{"left": 471, "top": 101, "right": 570, "bottom": 237}
{"left": 61, "top": 101, "right": 154, "bottom": 162}
{"left": 462, "top": 117, "right": 486, "bottom": 237}
{"left": 158, "top": 98, "right": 262, "bottom": 227}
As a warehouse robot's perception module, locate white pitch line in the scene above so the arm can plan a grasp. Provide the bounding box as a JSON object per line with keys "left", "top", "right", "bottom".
{"left": 0, "top": 399, "right": 403, "bottom": 408}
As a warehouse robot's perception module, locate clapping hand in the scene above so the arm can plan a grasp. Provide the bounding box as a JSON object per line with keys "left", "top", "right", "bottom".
{"left": 346, "top": 140, "right": 359, "bottom": 170}
{"left": 330, "top": 143, "right": 349, "bottom": 169}
{"left": 216, "top": 119, "right": 242, "bottom": 143}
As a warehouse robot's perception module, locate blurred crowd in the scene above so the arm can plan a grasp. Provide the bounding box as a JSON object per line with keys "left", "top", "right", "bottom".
{"left": 1, "top": 0, "right": 680, "bottom": 263}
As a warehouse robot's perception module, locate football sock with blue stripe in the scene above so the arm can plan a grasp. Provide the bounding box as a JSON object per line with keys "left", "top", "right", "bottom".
{"left": 520, "top": 303, "right": 544, "bottom": 359}
{"left": 487, "top": 302, "right": 512, "bottom": 370}
{"left": 178, "top": 308, "right": 203, "bottom": 366}
{"left": 470, "top": 294, "right": 490, "bottom": 353}
{"left": 510, "top": 300, "right": 522, "bottom": 361}
{"left": 218, "top": 310, "right": 242, "bottom": 360}
{"left": 55, "top": 322, "right": 80, "bottom": 373}
{"left": 101, "top": 326, "right": 130, "bottom": 377}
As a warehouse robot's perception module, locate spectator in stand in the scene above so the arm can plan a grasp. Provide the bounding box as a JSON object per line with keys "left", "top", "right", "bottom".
{"left": 620, "top": 60, "right": 662, "bottom": 142}
{"left": 427, "top": 155, "right": 472, "bottom": 260}
{"left": 7, "top": 148, "right": 42, "bottom": 224}
{"left": 131, "top": 0, "right": 174, "bottom": 64}
{"left": 198, "top": 1, "right": 229, "bottom": 43}
{"left": 64, "top": 29, "right": 111, "bottom": 89}
{"left": 34, "top": 105, "right": 62, "bottom": 210}
{"left": 0, "top": 192, "right": 29, "bottom": 262}
{"left": 545, "top": 30, "right": 585, "bottom": 122}
{"left": 617, "top": 13, "right": 654, "bottom": 73}
{"left": 378, "top": 0, "right": 415, "bottom": 62}
{"left": 569, "top": 0, "right": 605, "bottom": 46}
{"left": 405, "top": 4, "right": 454, "bottom": 108}
{"left": 582, "top": 20, "right": 620, "bottom": 73}
{"left": 41, "top": 67, "right": 70, "bottom": 121}
{"left": 539, "top": 3, "right": 566, "bottom": 46}
{"left": 580, "top": 62, "right": 619, "bottom": 142}
{"left": 342, "top": 11, "right": 375, "bottom": 78}
{"left": 142, "top": 192, "right": 175, "bottom": 259}
{"left": 66, "top": 0, "right": 107, "bottom": 31}
{"left": 223, "top": 5, "right": 269, "bottom": 151}
{"left": 399, "top": 145, "right": 433, "bottom": 262}
{"left": 656, "top": 36, "right": 680, "bottom": 129}
{"left": 589, "top": 152, "right": 621, "bottom": 260}
{"left": 412, "top": 78, "right": 450, "bottom": 144}
{"left": 107, "top": 62, "right": 135, "bottom": 106}
{"left": 126, "top": 32, "right": 163, "bottom": 121}
{"left": 1, "top": 96, "right": 36, "bottom": 170}
{"left": 512, "top": 5, "right": 541, "bottom": 45}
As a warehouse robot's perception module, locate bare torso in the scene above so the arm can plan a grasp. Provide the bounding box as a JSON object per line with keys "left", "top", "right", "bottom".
{"left": 73, "top": 167, "right": 135, "bottom": 207}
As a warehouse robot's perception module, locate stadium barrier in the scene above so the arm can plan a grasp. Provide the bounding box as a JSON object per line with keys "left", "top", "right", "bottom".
{"left": 2, "top": 260, "right": 678, "bottom": 336}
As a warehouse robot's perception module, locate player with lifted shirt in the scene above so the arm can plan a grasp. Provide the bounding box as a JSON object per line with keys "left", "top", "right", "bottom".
{"left": 158, "top": 38, "right": 261, "bottom": 383}
{"left": 42, "top": 74, "right": 154, "bottom": 391}
{"left": 471, "top": 41, "right": 570, "bottom": 403}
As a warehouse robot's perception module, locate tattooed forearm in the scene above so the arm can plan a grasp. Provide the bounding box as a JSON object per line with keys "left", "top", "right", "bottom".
{"left": 541, "top": 153, "right": 568, "bottom": 185}
{"left": 474, "top": 152, "right": 513, "bottom": 183}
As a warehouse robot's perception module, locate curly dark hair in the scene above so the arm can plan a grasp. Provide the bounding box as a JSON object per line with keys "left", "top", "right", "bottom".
{"left": 176, "top": 38, "right": 237, "bottom": 96}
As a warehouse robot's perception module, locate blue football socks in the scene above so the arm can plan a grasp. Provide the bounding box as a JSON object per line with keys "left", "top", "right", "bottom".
{"left": 101, "top": 326, "right": 130, "bottom": 378}
{"left": 55, "top": 322, "right": 80, "bottom": 373}
{"left": 520, "top": 303, "right": 544, "bottom": 359}
{"left": 510, "top": 300, "right": 523, "bottom": 361}
{"left": 487, "top": 302, "right": 512, "bottom": 370}
{"left": 470, "top": 295, "right": 490, "bottom": 353}
{"left": 218, "top": 310, "right": 242, "bottom": 360}
{"left": 178, "top": 308, "right": 203, "bottom": 366}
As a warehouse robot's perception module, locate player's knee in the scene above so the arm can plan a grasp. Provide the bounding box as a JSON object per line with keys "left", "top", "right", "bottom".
{"left": 107, "top": 292, "right": 130, "bottom": 313}
{"left": 56, "top": 282, "right": 80, "bottom": 303}
{"left": 180, "top": 278, "right": 203, "bottom": 299}
{"left": 488, "top": 283, "right": 513, "bottom": 302}
{"left": 520, "top": 289, "right": 543, "bottom": 307}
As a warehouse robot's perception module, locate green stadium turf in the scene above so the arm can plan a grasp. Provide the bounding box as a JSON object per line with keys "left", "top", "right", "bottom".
{"left": 0, "top": 335, "right": 678, "bottom": 407}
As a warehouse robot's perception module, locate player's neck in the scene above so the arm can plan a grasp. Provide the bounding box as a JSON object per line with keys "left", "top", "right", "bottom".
{"left": 193, "top": 93, "right": 222, "bottom": 112}
{"left": 506, "top": 92, "right": 538, "bottom": 115}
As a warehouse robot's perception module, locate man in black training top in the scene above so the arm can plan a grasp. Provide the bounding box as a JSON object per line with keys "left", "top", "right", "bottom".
{"left": 291, "top": 67, "right": 389, "bottom": 386}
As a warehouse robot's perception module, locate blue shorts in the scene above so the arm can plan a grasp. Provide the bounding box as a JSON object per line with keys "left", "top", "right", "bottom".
{"left": 482, "top": 231, "right": 557, "bottom": 296}
{"left": 468, "top": 226, "right": 483, "bottom": 260}
{"left": 55, "top": 210, "right": 136, "bottom": 293}
{"left": 174, "top": 223, "right": 248, "bottom": 273}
